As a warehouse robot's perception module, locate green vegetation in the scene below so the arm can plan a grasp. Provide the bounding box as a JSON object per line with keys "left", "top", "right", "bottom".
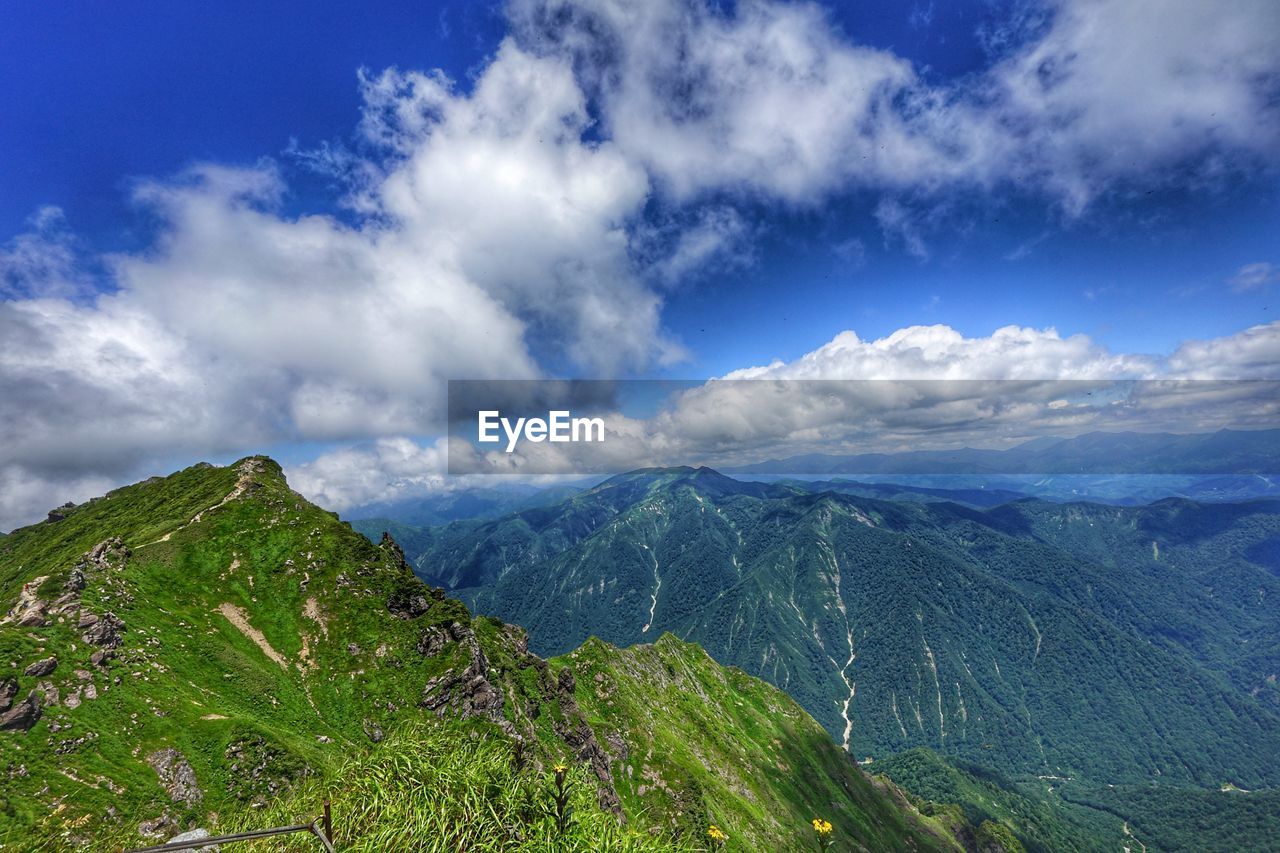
{"left": 139, "top": 721, "right": 687, "bottom": 852}
{"left": 875, "top": 748, "right": 1122, "bottom": 852}
{"left": 0, "top": 458, "right": 970, "bottom": 851}
{"left": 398, "top": 466, "right": 1280, "bottom": 850}
{"left": 559, "top": 635, "right": 958, "bottom": 852}
{"left": 1059, "top": 781, "right": 1280, "bottom": 853}
{"left": 408, "top": 469, "right": 1280, "bottom": 786}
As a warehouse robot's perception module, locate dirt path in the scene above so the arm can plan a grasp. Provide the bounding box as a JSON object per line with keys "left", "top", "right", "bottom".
{"left": 217, "top": 602, "right": 287, "bottom": 668}
{"left": 141, "top": 459, "right": 263, "bottom": 548}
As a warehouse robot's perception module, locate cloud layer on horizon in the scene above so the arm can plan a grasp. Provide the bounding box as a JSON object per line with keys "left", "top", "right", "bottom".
{"left": 290, "top": 321, "right": 1280, "bottom": 511}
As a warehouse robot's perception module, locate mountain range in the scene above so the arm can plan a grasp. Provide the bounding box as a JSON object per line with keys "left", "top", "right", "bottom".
{"left": 389, "top": 464, "right": 1280, "bottom": 849}
{"left": 0, "top": 457, "right": 985, "bottom": 851}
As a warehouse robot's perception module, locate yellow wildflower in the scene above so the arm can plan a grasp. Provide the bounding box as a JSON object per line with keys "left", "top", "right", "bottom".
{"left": 812, "top": 818, "right": 833, "bottom": 835}
{"left": 708, "top": 824, "right": 729, "bottom": 841}
{"left": 554, "top": 764, "right": 568, "bottom": 773}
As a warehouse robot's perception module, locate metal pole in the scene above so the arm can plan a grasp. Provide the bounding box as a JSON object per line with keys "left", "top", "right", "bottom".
{"left": 126, "top": 812, "right": 336, "bottom": 853}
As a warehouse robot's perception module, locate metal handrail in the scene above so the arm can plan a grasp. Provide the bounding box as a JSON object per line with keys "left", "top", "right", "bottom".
{"left": 125, "top": 801, "right": 334, "bottom": 852}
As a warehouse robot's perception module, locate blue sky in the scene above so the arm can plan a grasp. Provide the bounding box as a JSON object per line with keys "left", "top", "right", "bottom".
{"left": 1, "top": 0, "right": 1278, "bottom": 523}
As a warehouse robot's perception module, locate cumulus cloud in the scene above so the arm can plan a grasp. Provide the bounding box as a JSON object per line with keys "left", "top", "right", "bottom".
{"left": 512, "top": 0, "right": 1280, "bottom": 211}
{"left": 1168, "top": 321, "right": 1280, "bottom": 378}
{"left": 0, "top": 40, "right": 680, "bottom": 530}
{"left": 288, "top": 437, "right": 452, "bottom": 512}
{"left": 985, "top": 0, "right": 1280, "bottom": 210}
{"left": 722, "top": 324, "right": 1159, "bottom": 380}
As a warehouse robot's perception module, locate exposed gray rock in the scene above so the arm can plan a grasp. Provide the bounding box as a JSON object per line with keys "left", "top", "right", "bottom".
{"left": 34, "top": 681, "right": 59, "bottom": 706}
{"left": 46, "top": 502, "right": 75, "bottom": 522}
{"left": 3, "top": 576, "right": 49, "bottom": 628}
{"left": 63, "top": 567, "right": 86, "bottom": 594}
{"left": 147, "top": 747, "right": 202, "bottom": 805}
{"left": 0, "top": 679, "right": 16, "bottom": 712}
{"left": 23, "top": 656, "right": 58, "bottom": 677}
{"left": 82, "top": 611, "right": 125, "bottom": 647}
{"left": 363, "top": 719, "right": 384, "bottom": 743}
{"left": 419, "top": 622, "right": 514, "bottom": 737}
{"left": 416, "top": 626, "right": 449, "bottom": 657}
{"left": 138, "top": 813, "right": 176, "bottom": 839}
{"left": 167, "top": 828, "right": 219, "bottom": 852}
{"left": 551, "top": 668, "right": 622, "bottom": 815}
{"left": 0, "top": 692, "right": 42, "bottom": 732}
{"left": 387, "top": 591, "right": 430, "bottom": 619}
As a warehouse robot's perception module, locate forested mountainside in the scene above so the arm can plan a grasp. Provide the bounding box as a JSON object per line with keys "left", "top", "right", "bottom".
{"left": 0, "top": 459, "right": 971, "bottom": 852}
{"left": 395, "top": 466, "right": 1280, "bottom": 850}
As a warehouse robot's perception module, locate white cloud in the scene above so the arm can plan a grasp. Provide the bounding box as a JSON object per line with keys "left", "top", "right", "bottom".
{"left": 1229, "top": 262, "right": 1280, "bottom": 293}
{"left": 1168, "top": 321, "right": 1280, "bottom": 378}
{"left": 297, "top": 322, "right": 1279, "bottom": 508}
{"left": 723, "top": 324, "right": 1160, "bottom": 380}
{"left": 512, "top": 0, "right": 979, "bottom": 202}
{"left": 0, "top": 41, "right": 679, "bottom": 530}
{"left": 985, "top": 0, "right": 1280, "bottom": 211}
{"left": 287, "top": 437, "right": 452, "bottom": 512}
{"left": 0, "top": 207, "right": 92, "bottom": 301}
{"left": 512, "top": 0, "right": 1280, "bottom": 210}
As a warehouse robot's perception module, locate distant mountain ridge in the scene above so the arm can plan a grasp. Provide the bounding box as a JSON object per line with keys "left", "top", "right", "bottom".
{"left": 402, "top": 464, "right": 1280, "bottom": 842}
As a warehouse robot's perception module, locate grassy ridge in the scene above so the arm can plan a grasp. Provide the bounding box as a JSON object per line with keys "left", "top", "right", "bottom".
{"left": 0, "top": 458, "right": 968, "bottom": 851}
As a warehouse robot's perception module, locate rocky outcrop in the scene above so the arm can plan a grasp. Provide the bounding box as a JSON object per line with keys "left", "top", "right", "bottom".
{"left": 81, "top": 537, "right": 130, "bottom": 573}
{"left": 42, "top": 538, "right": 131, "bottom": 623}
{"left": 147, "top": 748, "right": 202, "bottom": 805}
{"left": 387, "top": 590, "right": 431, "bottom": 619}
{"left": 381, "top": 533, "right": 446, "bottom": 619}
{"left": 420, "top": 622, "right": 514, "bottom": 737}
{"left": 138, "top": 812, "right": 176, "bottom": 839}
{"left": 80, "top": 611, "right": 125, "bottom": 648}
{"left": 2, "top": 576, "right": 49, "bottom": 627}
{"left": 416, "top": 625, "right": 449, "bottom": 657}
{"left": 0, "top": 678, "right": 17, "bottom": 712}
{"left": 549, "top": 668, "right": 622, "bottom": 815}
{"left": 23, "top": 656, "right": 58, "bottom": 677}
{"left": 46, "top": 502, "right": 76, "bottom": 522}
{"left": 379, "top": 532, "right": 410, "bottom": 568}
{"left": 0, "top": 692, "right": 42, "bottom": 731}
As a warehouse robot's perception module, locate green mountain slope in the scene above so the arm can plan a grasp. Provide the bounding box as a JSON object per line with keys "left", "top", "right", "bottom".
{"left": 558, "top": 634, "right": 955, "bottom": 851}
{"left": 408, "top": 469, "right": 1280, "bottom": 794}
{"left": 0, "top": 458, "right": 965, "bottom": 851}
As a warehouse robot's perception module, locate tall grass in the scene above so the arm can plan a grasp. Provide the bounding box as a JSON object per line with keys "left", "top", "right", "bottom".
{"left": 223, "top": 722, "right": 698, "bottom": 852}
